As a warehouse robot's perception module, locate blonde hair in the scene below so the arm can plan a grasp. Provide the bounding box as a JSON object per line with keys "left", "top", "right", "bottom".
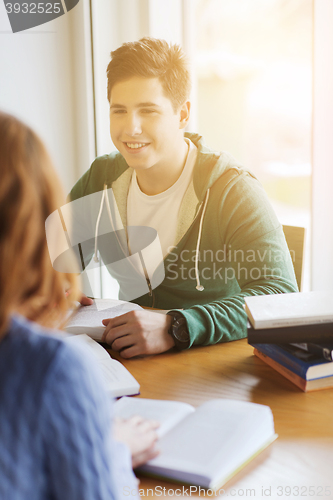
{"left": 107, "top": 37, "right": 191, "bottom": 111}
{"left": 0, "top": 112, "right": 78, "bottom": 337}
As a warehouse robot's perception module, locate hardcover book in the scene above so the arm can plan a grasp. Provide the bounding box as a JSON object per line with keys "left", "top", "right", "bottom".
{"left": 247, "top": 322, "right": 333, "bottom": 345}
{"left": 245, "top": 291, "right": 333, "bottom": 329}
{"left": 114, "top": 397, "right": 277, "bottom": 490}
{"left": 253, "top": 348, "right": 333, "bottom": 392}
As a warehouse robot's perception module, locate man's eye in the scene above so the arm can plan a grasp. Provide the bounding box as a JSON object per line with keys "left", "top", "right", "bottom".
{"left": 112, "top": 109, "right": 126, "bottom": 114}
{"left": 141, "top": 109, "right": 155, "bottom": 114}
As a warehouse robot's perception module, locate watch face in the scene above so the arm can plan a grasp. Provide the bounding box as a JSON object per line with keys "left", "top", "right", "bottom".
{"left": 175, "top": 326, "right": 190, "bottom": 343}
{"left": 173, "top": 319, "right": 190, "bottom": 343}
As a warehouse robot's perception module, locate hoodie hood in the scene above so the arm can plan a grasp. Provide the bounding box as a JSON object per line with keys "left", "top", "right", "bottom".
{"left": 184, "top": 132, "right": 248, "bottom": 202}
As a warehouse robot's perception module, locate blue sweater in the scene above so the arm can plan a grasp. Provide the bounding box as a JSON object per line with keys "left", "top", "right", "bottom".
{"left": 0, "top": 315, "right": 138, "bottom": 500}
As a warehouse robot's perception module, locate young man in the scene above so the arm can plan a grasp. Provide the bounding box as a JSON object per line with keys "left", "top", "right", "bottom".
{"left": 69, "top": 38, "right": 297, "bottom": 358}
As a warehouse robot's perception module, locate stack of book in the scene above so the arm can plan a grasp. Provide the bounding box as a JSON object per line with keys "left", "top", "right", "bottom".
{"left": 244, "top": 291, "right": 333, "bottom": 392}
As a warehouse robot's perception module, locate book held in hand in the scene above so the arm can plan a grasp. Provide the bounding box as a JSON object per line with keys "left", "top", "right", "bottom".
{"left": 114, "top": 397, "right": 277, "bottom": 490}
{"left": 65, "top": 298, "right": 143, "bottom": 341}
{"left": 65, "top": 334, "right": 140, "bottom": 397}
{"left": 245, "top": 291, "right": 333, "bottom": 329}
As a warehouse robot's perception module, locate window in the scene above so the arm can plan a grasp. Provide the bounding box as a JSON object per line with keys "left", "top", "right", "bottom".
{"left": 189, "top": 0, "right": 312, "bottom": 289}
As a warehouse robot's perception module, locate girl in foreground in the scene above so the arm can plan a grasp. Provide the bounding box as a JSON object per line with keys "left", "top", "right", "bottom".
{"left": 0, "top": 112, "right": 157, "bottom": 500}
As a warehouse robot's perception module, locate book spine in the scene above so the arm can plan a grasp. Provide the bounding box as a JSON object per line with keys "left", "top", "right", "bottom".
{"left": 247, "top": 322, "right": 333, "bottom": 344}
{"left": 251, "top": 343, "right": 309, "bottom": 378}
{"left": 253, "top": 348, "right": 307, "bottom": 391}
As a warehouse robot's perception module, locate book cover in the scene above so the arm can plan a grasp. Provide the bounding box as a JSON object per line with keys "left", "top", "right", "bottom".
{"left": 245, "top": 291, "right": 333, "bottom": 329}
{"left": 251, "top": 342, "right": 333, "bottom": 380}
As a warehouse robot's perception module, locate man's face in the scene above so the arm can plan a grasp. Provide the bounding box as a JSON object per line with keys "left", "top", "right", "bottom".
{"left": 109, "top": 77, "right": 188, "bottom": 172}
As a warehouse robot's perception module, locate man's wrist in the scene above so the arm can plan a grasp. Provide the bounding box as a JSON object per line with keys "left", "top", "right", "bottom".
{"left": 166, "top": 311, "right": 190, "bottom": 350}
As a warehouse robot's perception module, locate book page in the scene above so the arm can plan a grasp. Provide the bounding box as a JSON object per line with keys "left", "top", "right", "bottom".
{"left": 65, "top": 335, "right": 140, "bottom": 397}
{"left": 66, "top": 333, "right": 109, "bottom": 361}
{"left": 113, "top": 397, "right": 195, "bottom": 438}
{"left": 65, "top": 299, "right": 142, "bottom": 339}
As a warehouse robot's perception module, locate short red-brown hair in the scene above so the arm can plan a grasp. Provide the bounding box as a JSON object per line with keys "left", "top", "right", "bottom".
{"left": 106, "top": 37, "right": 191, "bottom": 111}
{"left": 0, "top": 112, "right": 78, "bottom": 337}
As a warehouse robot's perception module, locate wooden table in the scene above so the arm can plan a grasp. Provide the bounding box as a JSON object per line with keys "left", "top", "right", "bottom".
{"left": 110, "top": 339, "right": 333, "bottom": 499}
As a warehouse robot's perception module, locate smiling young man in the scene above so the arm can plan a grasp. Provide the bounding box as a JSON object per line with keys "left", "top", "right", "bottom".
{"left": 69, "top": 38, "right": 298, "bottom": 358}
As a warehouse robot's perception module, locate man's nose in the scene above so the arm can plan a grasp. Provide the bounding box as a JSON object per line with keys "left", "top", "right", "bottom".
{"left": 124, "top": 112, "right": 142, "bottom": 136}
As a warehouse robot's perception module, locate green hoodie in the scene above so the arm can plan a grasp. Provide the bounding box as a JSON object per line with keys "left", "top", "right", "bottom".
{"left": 69, "top": 133, "right": 298, "bottom": 347}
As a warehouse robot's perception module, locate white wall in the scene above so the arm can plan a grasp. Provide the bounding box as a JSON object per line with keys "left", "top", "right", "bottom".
{"left": 0, "top": 0, "right": 94, "bottom": 192}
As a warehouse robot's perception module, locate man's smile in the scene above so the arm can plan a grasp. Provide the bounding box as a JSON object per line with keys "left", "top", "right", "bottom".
{"left": 123, "top": 142, "right": 150, "bottom": 152}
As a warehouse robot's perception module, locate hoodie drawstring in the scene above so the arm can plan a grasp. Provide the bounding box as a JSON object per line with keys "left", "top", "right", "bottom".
{"left": 195, "top": 189, "right": 210, "bottom": 292}
{"left": 94, "top": 184, "right": 128, "bottom": 263}
{"left": 93, "top": 185, "right": 151, "bottom": 287}
{"left": 94, "top": 184, "right": 210, "bottom": 294}
{"left": 93, "top": 185, "right": 107, "bottom": 262}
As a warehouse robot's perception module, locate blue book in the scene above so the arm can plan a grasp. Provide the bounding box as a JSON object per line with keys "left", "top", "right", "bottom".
{"left": 251, "top": 343, "right": 333, "bottom": 380}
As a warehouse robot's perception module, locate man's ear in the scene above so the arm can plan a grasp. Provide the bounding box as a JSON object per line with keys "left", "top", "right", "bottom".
{"left": 179, "top": 101, "right": 191, "bottom": 129}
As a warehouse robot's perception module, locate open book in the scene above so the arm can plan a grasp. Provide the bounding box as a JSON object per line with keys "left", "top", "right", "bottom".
{"left": 114, "top": 397, "right": 277, "bottom": 490}
{"left": 64, "top": 298, "right": 143, "bottom": 340}
{"left": 65, "top": 334, "right": 140, "bottom": 398}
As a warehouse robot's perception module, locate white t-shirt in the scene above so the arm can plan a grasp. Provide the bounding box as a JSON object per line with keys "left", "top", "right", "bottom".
{"left": 127, "top": 138, "right": 197, "bottom": 273}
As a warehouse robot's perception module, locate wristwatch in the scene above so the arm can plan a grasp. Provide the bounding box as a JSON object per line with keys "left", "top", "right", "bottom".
{"left": 167, "top": 312, "right": 190, "bottom": 350}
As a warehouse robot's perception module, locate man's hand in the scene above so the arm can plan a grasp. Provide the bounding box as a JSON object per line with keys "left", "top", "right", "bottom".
{"left": 113, "top": 415, "right": 160, "bottom": 469}
{"left": 101, "top": 310, "right": 175, "bottom": 358}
